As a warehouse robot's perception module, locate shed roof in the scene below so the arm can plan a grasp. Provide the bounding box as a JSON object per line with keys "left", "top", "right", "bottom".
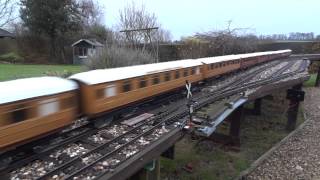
{"left": 0, "top": 28, "right": 14, "bottom": 38}
{"left": 72, "top": 39, "right": 104, "bottom": 47}
{"left": 0, "top": 77, "right": 78, "bottom": 104}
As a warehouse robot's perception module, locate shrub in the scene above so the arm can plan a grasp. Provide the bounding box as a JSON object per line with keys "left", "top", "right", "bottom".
{"left": 0, "top": 52, "right": 24, "bottom": 63}
{"left": 45, "top": 70, "right": 73, "bottom": 78}
{"left": 85, "top": 45, "right": 156, "bottom": 70}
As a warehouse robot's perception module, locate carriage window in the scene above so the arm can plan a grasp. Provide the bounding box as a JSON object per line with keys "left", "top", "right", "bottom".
{"left": 175, "top": 71, "right": 180, "bottom": 79}
{"left": 183, "top": 69, "right": 189, "bottom": 77}
{"left": 153, "top": 75, "right": 160, "bottom": 84}
{"left": 210, "top": 64, "right": 214, "bottom": 69}
{"left": 105, "top": 85, "right": 117, "bottom": 97}
{"left": 191, "top": 67, "right": 196, "bottom": 75}
{"left": 139, "top": 78, "right": 147, "bottom": 88}
{"left": 12, "top": 106, "right": 27, "bottom": 122}
{"left": 122, "top": 81, "right": 131, "bottom": 92}
{"left": 39, "top": 99, "right": 59, "bottom": 117}
{"left": 164, "top": 72, "right": 171, "bottom": 81}
{"left": 207, "top": 66, "right": 210, "bottom": 70}
{"left": 215, "top": 64, "right": 219, "bottom": 68}
{"left": 196, "top": 67, "right": 200, "bottom": 74}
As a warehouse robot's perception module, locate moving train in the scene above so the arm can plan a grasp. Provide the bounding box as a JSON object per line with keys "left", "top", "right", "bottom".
{"left": 0, "top": 49, "right": 292, "bottom": 151}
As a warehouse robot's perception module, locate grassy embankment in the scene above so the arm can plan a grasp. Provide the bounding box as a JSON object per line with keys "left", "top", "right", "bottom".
{"left": 304, "top": 73, "right": 317, "bottom": 87}
{"left": 0, "top": 64, "right": 82, "bottom": 81}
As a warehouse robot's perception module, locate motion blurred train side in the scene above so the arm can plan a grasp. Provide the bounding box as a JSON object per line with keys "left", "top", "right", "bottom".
{"left": 0, "top": 49, "right": 292, "bottom": 151}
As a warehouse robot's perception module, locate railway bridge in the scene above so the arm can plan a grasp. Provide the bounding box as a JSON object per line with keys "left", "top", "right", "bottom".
{"left": 112, "top": 57, "right": 311, "bottom": 180}
{"left": 114, "top": 57, "right": 310, "bottom": 180}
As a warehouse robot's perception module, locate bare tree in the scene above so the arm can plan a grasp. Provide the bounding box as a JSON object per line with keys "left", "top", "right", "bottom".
{"left": 158, "top": 28, "right": 172, "bottom": 43}
{"left": 193, "top": 20, "right": 257, "bottom": 56}
{"left": 118, "top": 2, "right": 157, "bottom": 46}
{"left": 118, "top": 2, "right": 171, "bottom": 45}
{"left": 117, "top": 2, "right": 172, "bottom": 62}
{"left": 0, "top": 0, "right": 16, "bottom": 28}
{"left": 78, "top": 0, "right": 103, "bottom": 28}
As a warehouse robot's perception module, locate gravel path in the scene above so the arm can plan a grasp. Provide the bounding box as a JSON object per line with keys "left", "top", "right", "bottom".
{"left": 244, "top": 87, "right": 320, "bottom": 180}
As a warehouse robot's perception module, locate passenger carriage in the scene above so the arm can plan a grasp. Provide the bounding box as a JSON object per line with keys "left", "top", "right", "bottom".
{"left": 200, "top": 55, "right": 241, "bottom": 79}
{"left": 0, "top": 77, "right": 78, "bottom": 150}
{"left": 70, "top": 59, "right": 203, "bottom": 116}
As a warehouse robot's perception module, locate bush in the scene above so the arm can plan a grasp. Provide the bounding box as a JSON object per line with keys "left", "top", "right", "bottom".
{"left": 45, "top": 70, "right": 74, "bottom": 78}
{"left": 85, "top": 45, "right": 156, "bottom": 70}
{"left": 0, "top": 52, "right": 24, "bottom": 63}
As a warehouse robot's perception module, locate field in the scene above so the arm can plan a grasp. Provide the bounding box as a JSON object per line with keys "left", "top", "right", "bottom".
{"left": 0, "top": 64, "right": 83, "bottom": 81}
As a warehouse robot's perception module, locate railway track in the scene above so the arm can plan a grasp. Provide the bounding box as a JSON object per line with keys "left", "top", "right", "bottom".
{"left": 1, "top": 93, "right": 184, "bottom": 177}
{"left": 0, "top": 59, "right": 282, "bottom": 174}
{"left": 4, "top": 58, "right": 309, "bottom": 180}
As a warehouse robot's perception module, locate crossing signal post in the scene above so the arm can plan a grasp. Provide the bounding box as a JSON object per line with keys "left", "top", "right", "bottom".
{"left": 185, "top": 81, "right": 193, "bottom": 128}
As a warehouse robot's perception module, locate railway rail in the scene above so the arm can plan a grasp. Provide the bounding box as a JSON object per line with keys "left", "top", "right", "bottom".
{"left": 4, "top": 58, "right": 309, "bottom": 180}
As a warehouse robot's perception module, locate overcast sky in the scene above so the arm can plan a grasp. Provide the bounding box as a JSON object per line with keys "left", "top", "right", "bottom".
{"left": 101, "top": 0, "right": 318, "bottom": 40}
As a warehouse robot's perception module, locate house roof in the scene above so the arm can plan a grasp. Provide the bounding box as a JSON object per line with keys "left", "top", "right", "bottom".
{"left": 72, "top": 39, "right": 104, "bottom": 47}
{"left": 0, "top": 28, "right": 14, "bottom": 38}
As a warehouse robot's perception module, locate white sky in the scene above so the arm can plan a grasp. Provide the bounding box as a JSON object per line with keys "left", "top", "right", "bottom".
{"left": 100, "top": 0, "right": 319, "bottom": 40}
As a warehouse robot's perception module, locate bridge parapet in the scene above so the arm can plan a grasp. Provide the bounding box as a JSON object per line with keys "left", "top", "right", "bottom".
{"left": 291, "top": 54, "right": 320, "bottom": 61}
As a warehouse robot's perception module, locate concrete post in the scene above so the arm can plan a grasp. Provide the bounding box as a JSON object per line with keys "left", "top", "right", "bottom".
{"left": 253, "top": 98, "right": 262, "bottom": 115}
{"left": 229, "top": 105, "right": 245, "bottom": 146}
{"left": 129, "top": 159, "right": 160, "bottom": 180}
{"left": 315, "top": 65, "right": 320, "bottom": 87}
{"left": 286, "top": 84, "right": 303, "bottom": 131}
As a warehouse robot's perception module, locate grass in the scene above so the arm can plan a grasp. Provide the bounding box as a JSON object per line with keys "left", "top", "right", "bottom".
{"left": 304, "top": 73, "right": 317, "bottom": 87}
{"left": 161, "top": 91, "right": 305, "bottom": 180}
{"left": 0, "top": 64, "right": 83, "bottom": 81}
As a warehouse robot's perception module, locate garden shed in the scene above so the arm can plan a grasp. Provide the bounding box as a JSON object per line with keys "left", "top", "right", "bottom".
{"left": 72, "top": 39, "right": 104, "bottom": 64}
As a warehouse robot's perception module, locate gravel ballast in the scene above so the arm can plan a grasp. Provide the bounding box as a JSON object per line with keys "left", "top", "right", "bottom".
{"left": 244, "top": 87, "right": 320, "bottom": 179}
